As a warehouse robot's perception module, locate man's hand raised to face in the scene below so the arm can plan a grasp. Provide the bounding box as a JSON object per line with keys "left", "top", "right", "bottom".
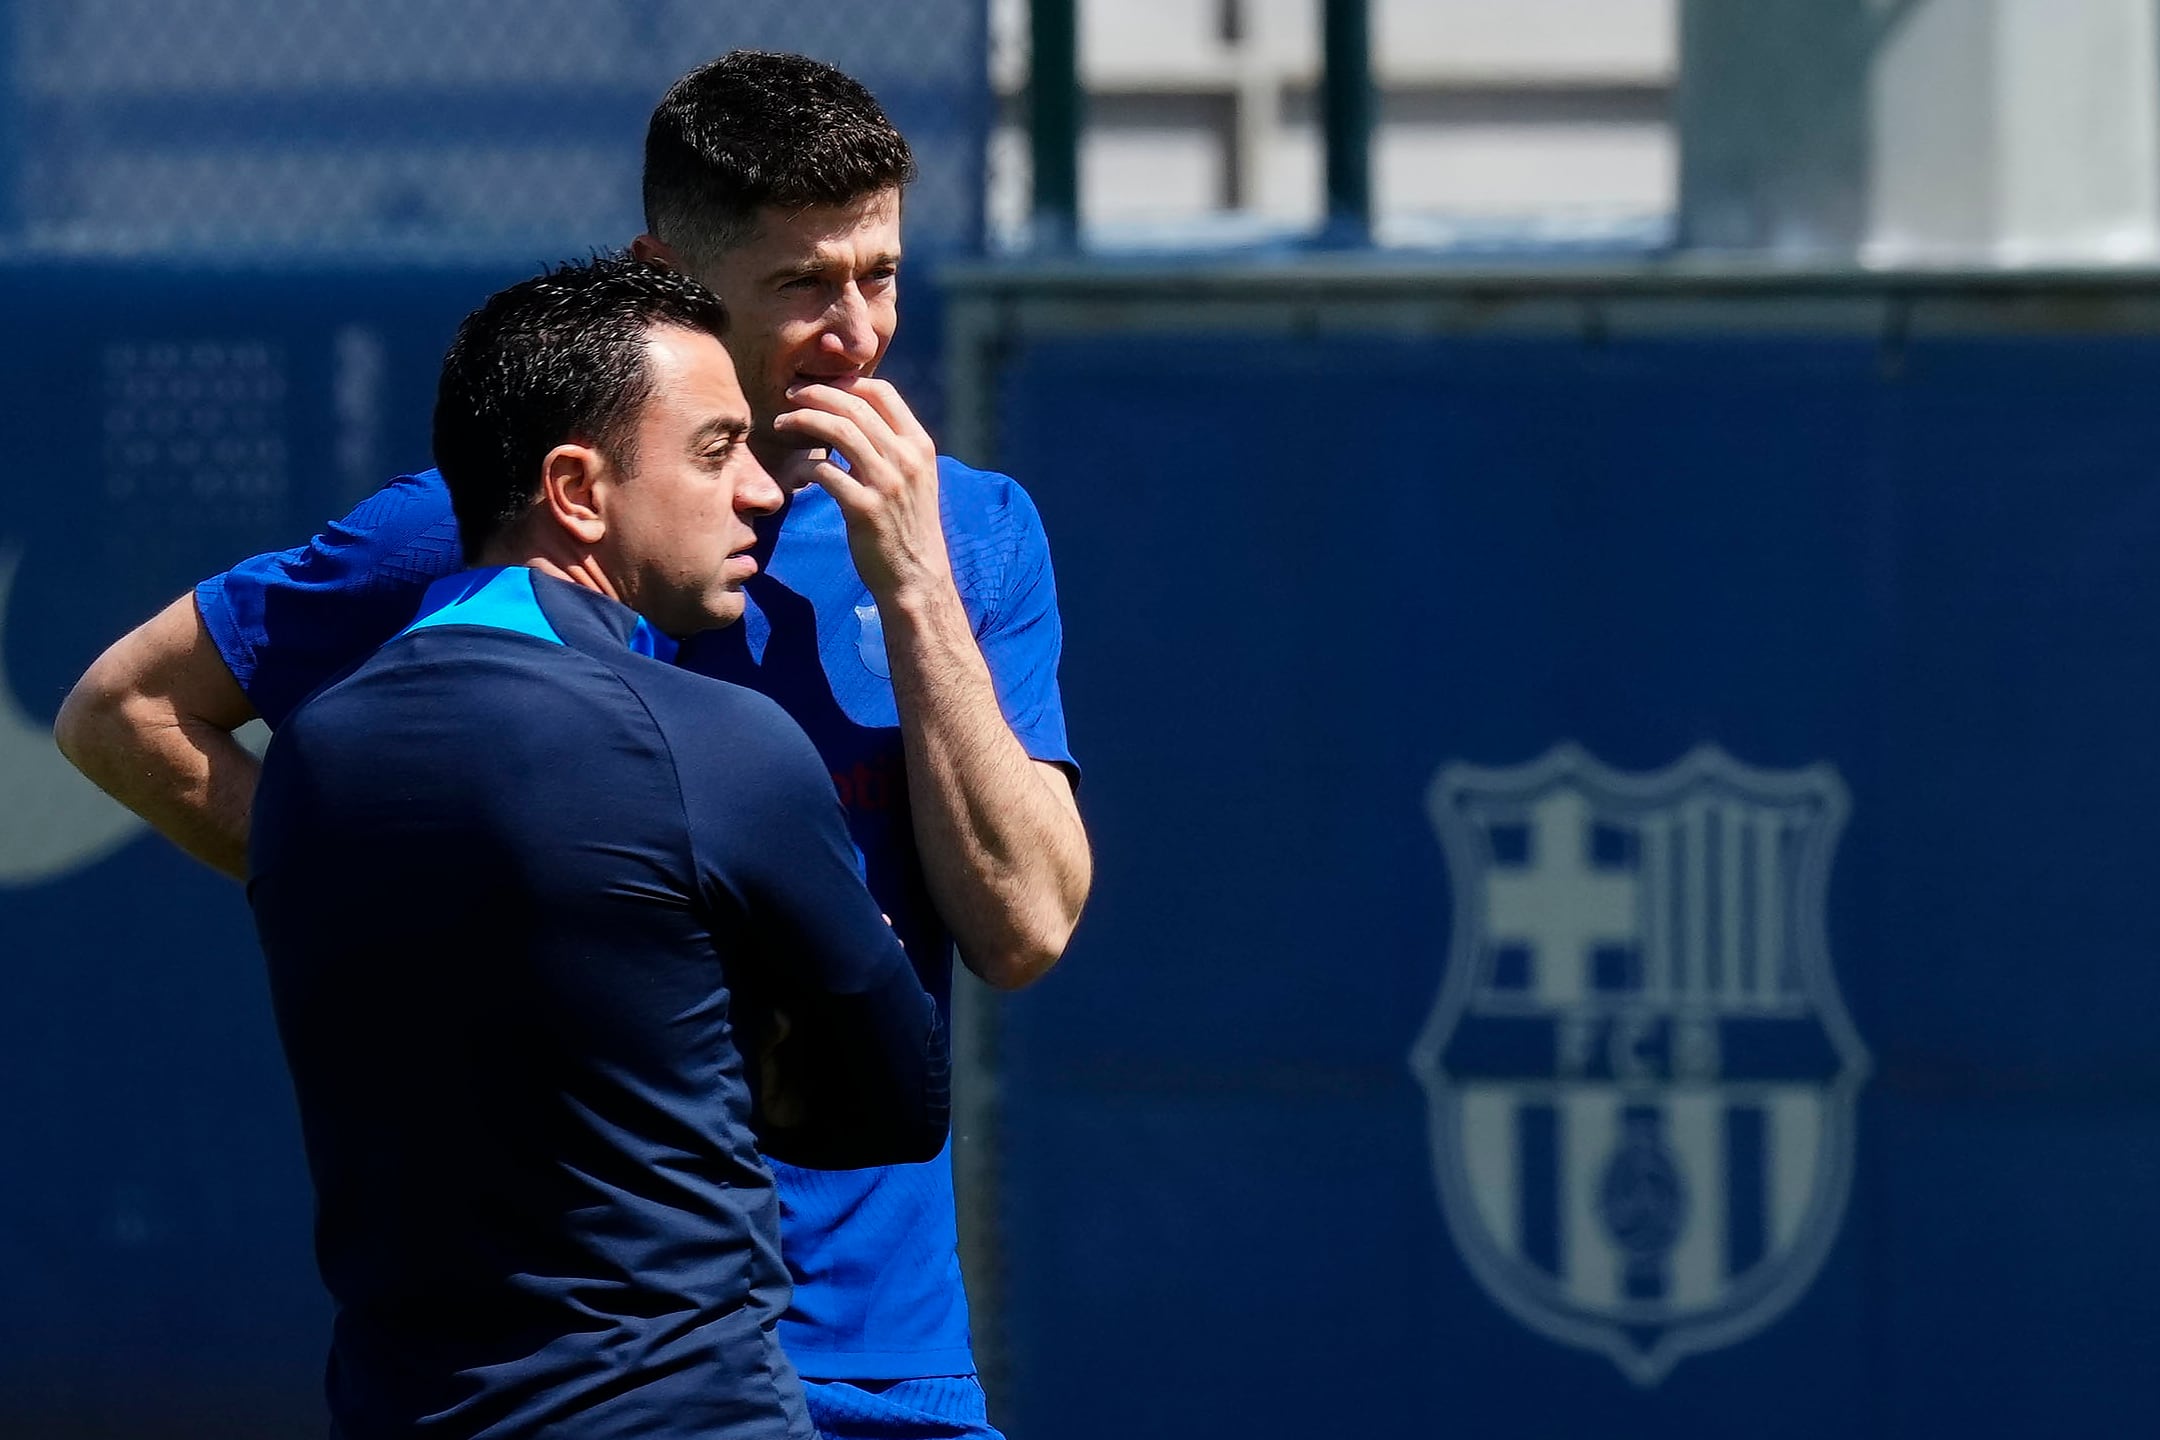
{"left": 772, "top": 376, "right": 954, "bottom": 608}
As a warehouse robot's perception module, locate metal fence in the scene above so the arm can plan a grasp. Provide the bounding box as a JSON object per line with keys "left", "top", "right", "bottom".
{"left": 1, "top": 0, "right": 990, "bottom": 259}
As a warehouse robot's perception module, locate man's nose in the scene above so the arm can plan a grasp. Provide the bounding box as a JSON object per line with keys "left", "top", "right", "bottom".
{"left": 738, "top": 451, "right": 786, "bottom": 517}
{"left": 819, "top": 286, "right": 879, "bottom": 366}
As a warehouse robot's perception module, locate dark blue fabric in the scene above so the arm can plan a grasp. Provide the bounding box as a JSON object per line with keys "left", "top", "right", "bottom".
{"left": 201, "top": 460, "right": 1075, "bottom": 1380}
{"left": 246, "top": 570, "right": 948, "bottom": 1439}
{"left": 801, "top": 1376, "right": 1002, "bottom": 1440}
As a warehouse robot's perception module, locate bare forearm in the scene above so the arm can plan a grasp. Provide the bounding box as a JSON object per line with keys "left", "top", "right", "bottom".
{"left": 57, "top": 688, "right": 259, "bottom": 880}
{"left": 884, "top": 582, "right": 1091, "bottom": 990}
{"left": 53, "top": 595, "right": 261, "bottom": 882}
{"left": 772, "top": 376, "right": 1091, "bottom": 986}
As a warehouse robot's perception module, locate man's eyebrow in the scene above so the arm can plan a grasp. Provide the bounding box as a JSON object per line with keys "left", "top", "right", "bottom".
{"left": 689, "top": 416, "right": 750, "bottom": 447}
{"left": 762, "top": 250, "right": 904, "bottom": 285}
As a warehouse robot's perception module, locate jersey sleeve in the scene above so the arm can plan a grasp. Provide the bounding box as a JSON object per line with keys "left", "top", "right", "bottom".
{"left": 976, "top": 474, "right": 1077, "bottom": 775}
{"left": 195, "top": 471, "right": 464, "bottom": 729}
{"left": 670, "top": 684, "right": 951, "bottom": 1170}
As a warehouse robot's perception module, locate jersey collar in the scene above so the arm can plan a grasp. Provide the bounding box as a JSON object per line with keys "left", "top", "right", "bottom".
{"left": 407, "top": 566, "right": 680, "bottom": 663}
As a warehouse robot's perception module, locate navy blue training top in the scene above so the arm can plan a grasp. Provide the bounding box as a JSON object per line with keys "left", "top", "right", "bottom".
{"left": 246, "top": 567, "right": 949, "bottom": 1440}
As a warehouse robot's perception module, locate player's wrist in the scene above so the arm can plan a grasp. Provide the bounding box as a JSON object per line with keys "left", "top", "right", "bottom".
{"left": 872, "top": 566, "right": 967, "bottom": 630}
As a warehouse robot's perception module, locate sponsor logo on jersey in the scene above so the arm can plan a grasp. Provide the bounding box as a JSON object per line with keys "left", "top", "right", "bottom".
{"left": 1410, "top": 744, "right": 1867, "bottom": 1383}
{"left": 0, "top": 547, "right": 148, "bottom": 885}
{"left": 830, "top": 751, "right": 903, "bottom": 814}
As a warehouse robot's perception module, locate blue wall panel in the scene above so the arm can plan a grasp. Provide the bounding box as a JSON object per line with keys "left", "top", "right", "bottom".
{"left": 7, "top": 264, "right": 2159, "bottom": 1434}
{"left": 991, "top": 328, "right": 2160, "bottom": 1437}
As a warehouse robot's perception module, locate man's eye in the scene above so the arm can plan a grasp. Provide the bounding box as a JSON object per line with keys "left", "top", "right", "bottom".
{"left": 781, "top": 276, "right": 822, "bottom": 293}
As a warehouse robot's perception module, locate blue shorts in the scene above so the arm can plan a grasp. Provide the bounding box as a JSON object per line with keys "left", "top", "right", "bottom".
{"left": 801, "top": 1376, "right": 1004, "bottom": 1440}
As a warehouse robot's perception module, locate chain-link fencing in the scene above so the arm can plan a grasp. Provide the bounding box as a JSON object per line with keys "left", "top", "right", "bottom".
{"left": 2, "top": 0, "right": 988, "bottom": 259}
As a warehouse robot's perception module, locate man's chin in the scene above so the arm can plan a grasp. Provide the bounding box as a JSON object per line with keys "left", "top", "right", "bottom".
{"left": 701, "top": 592, "right": 749, "bottom": 631}
{"left": 642, "top": 596, "right": 742, "bottom": 639}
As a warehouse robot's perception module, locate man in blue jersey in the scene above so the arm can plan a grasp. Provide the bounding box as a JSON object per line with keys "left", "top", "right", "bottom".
{"left": 56, "top": 50, "right": 1090, "bottom": 1440}
{"left": 254, "top": 255, "right": 950, "bottom": 1440}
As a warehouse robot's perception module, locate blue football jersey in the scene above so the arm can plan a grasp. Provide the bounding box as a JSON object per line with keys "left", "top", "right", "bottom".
{"left": 199, "top": 457, "right": 1076, "bottom": 1381}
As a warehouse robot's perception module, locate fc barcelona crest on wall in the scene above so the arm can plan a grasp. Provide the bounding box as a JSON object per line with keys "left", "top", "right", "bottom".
{"left": 1410, "top": 745, "right": 1869, "bottom": 1384}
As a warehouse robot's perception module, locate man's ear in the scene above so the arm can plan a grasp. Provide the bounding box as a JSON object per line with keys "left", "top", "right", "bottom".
{"left": 538, "top": 443, "right": 610, "bottom": 547}
{"left": 631, "top": 234, "right": 677, "bottom": 270}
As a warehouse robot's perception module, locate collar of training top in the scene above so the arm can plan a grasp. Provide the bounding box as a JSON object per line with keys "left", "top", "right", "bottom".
{"left": 405, "top": 566, "right": 680, "bottom": 664}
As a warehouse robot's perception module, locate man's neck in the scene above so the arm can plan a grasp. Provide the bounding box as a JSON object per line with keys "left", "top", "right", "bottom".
{"left": 477, "top": 545, "right": 626, "bottom": 608}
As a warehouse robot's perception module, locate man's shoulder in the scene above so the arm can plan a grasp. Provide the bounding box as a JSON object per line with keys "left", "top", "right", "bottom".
{"left": 600, "top": 649, "right": 840, "bottom": 837}
{"left": 362, "top": 465, "right": 450, "bottom": 505}
{"left": 603, "top": 644, "right": 813, "bottom": 758}
{"left": 274, "top": 624, "right": 812, "bottom": 811}
{"left": 937, "top": 453, "right": 1040, "bottom": 520}
{"left": 281, "top": 613, "right": 584, "bottom": 722}
{"left": 934, "top": 454, "right": 1053, "bottom": 611}
{"left": 332, "top": 468, "right": 456, "bottom": 547}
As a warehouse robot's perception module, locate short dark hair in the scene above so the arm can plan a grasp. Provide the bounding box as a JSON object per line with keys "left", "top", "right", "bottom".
{"left": 643, "top": 50, "right": 917, "bottom": 265}
{"left": 432, "top": 254, "right": 731, "bottom": 561}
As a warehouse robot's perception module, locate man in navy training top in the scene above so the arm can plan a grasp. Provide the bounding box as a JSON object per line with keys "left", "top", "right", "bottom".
{"left": 252, "top": 255, "right": 949, "bottom": 1439}
{"left": 56, "top": 49, "right": 1090, "bottom": 1440}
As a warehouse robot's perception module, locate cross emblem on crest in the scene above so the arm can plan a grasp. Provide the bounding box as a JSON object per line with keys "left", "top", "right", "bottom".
{"left": 1484, "top": 790, "right": 1638, "bottom": 1007}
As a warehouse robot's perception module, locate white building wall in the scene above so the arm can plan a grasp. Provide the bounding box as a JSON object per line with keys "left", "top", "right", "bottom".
{"left": 990, "top": 0, "right": 1677, "bottom": 244}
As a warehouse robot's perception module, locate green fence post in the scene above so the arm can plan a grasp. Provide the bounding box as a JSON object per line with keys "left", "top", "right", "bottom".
{"left": 1029, "top": 0, "right": 1081, "bottom": 250}
{"left": 1321, "top": 0, "right": 1373, "bottom": 246}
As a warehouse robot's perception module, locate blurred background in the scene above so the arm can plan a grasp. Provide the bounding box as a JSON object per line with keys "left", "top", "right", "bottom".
{"left": 5, "top": 0, "right": 2160, "bottom": 1435}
